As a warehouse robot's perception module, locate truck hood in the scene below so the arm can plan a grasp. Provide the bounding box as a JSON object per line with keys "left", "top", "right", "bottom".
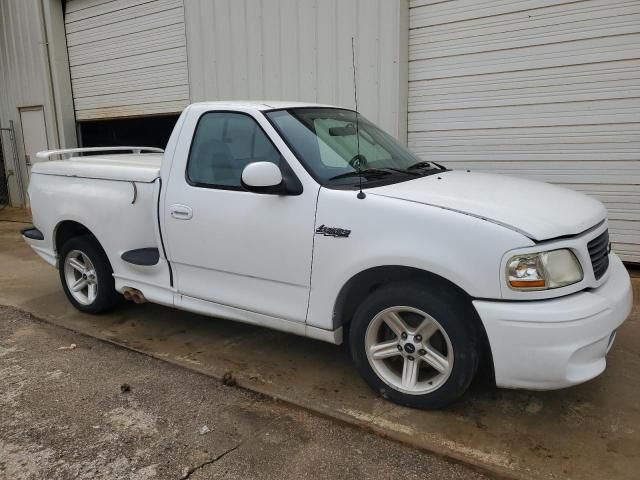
{"left": 369, "top": 170, "right": 606, "bottom": 241}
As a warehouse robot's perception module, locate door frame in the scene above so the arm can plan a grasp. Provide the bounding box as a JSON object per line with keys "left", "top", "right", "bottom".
{"left": 18, "top": 106, "right": 50, "bottom": 206}
{"left": 19, "top": 105, "right": 49, "bottom": 169}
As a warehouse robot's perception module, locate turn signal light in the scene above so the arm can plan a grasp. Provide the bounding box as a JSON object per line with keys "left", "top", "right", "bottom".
{"left": 509, "top": 279, "right": 546, "bottom": 288}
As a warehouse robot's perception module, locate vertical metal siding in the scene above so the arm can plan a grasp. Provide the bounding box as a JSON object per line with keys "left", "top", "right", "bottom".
{"left": 184, "top": 0, "right": 408, "bottom": 140}
{"left": 65, "top": 0, "right": 190, "bottom": 120}
{"left": 408, "top": 0, "right": 640, "bottom": 262}
{"left": 0, "top": 0, "right": 58, "bottom": 206}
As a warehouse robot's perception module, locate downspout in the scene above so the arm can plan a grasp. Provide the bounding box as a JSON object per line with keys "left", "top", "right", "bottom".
{"left": 38, "top": 0, "right": 61, "bottom": 149}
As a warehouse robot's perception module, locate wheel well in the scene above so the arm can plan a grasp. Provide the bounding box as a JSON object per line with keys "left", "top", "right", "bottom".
{"left": 333, "top": 265, "right": 495, "bottom": 381}
{"left": 54, "top": 221, "right": 95, "bottom": 255}
{"left": 54, "top": 220, "right": 117, "bottom": 276}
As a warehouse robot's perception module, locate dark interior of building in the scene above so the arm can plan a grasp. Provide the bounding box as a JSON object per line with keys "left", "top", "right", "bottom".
{"left": 77, "top": 114, "right": 180, "bottom": 150}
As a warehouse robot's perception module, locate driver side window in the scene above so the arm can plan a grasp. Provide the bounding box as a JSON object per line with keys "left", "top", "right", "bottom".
{"left": 187, "top": 112, "right": 282, "bottom": 189}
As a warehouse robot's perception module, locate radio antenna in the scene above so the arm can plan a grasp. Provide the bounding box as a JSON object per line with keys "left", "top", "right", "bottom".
{"left": 352, "top": 37, "right": 365, "bottom": 200}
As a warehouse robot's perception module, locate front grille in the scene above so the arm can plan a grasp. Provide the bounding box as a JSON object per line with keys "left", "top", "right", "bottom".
{"left": 587, "top": 230, "right": 610, "bottom": 280}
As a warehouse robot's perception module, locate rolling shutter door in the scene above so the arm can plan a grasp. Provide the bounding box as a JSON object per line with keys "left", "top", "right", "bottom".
{"left": 408, "top": 0, "right": 640, "bottom": 263}
{"left": 65, "top": 0, "right": 189, "bottom": 120}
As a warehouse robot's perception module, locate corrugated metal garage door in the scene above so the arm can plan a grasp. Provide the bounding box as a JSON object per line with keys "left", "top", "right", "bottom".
{"left": 408, "top": 0, "right": 640, "bottom": 263}
{"left": 65, "top": 0, "right": 189, "bottom": 120}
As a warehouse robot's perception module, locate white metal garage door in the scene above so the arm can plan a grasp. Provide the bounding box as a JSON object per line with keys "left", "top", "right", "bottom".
{"left": 65, "top": 0, "right": 189, "bottom": 120}
{"left": 408, "top": 0, "right": 640, "bottom": 263}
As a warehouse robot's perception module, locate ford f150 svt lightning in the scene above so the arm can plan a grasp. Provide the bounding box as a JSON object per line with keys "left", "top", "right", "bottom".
{"left": 23, "top": 101, "right": 633, "bottom": 409}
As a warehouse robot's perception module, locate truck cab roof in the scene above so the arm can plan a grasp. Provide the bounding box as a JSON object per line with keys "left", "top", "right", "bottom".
{"left": 188, "top": 100, "right": 343, "bottom": 111}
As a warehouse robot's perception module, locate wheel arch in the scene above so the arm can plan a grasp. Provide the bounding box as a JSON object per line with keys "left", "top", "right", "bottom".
{"left": 333, "top": 265, "right": 495, "bottom": 381}
{"left": 54, "top": 220, "right": 97, "bottom": 255}
{"left": 55, "top": 220, "right": 122, "bottom": 313}
{"left": 54, "top": 221, "right": 114, "bottom": 274}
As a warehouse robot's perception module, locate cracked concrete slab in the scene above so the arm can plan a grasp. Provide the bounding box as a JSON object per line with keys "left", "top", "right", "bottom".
{"left": 1, "top": 215, "right": 639, "bottom": 479}
{"left": 178, "top": 444, "right": 242, "bottom": 480}
{"left": 0, "top": 306, "right": 488, "bottom": 480}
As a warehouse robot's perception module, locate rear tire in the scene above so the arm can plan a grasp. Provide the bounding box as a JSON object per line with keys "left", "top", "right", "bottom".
{"left": 349, "top": 282, "right": 480, "bottom": 409}
{"left": 59, "top": 235, "right": 121, "bottom": 314}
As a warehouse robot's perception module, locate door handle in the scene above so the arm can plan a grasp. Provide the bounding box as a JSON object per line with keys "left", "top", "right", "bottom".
{"left": 169, "top": 204, "right": 193, "bottom": 220}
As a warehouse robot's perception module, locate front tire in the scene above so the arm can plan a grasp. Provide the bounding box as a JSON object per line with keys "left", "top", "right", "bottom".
{"left": 59, "top": 235, "right": 121, "bottom": 314}
{"left": 349, "top": 283, "right": 480, "bottom": 409}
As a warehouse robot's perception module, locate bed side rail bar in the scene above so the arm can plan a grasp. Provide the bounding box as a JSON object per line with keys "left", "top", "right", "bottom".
{"left": 36, "top": 146, "right": 164, "bottom": 160}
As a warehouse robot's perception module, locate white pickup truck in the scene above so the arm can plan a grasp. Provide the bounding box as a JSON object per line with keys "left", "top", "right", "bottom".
{"left": 23, "top": 101, "right": 632, "bottom": 409}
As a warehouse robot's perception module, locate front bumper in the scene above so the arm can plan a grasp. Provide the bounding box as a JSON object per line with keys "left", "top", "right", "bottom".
{"left": 474, "top": 254, "right": 632, "bottom": 390}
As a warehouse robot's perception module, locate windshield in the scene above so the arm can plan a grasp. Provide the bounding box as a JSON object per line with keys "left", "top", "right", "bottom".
{"left": 265, "top": 108, "right": 442, "bottom": 187}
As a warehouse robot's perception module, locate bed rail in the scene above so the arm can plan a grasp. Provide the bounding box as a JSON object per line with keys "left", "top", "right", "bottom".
{"left": 36, "top": 146, "right": 164, "bottom": 160}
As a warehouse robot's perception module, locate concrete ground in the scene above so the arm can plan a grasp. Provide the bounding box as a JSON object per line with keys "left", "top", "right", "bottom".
{"left": 1, "top": 211, "right": 639, "bottom": 479}
{"left": 0, "top": 306, "right": 488, "bottom": 480}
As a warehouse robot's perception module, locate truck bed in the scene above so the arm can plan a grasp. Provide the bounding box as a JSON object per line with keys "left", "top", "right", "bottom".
{"left": 33, "top": 153, "right": 163, "bottom": 183}
{"left": 28, "top": 148, "right": 172, "bottom": 301}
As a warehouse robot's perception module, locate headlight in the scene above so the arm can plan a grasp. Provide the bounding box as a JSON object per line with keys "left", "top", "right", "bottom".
{"left": 507, "top": 249, "right": 583, "bottom": 290}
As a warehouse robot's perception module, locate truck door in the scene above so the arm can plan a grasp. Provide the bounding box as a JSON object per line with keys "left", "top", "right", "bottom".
{"left": 162, "top": 109, "right": 319, "bottom": 323}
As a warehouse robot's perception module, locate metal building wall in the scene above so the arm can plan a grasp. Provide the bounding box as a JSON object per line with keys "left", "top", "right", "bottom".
{"left": 184, "top": 0, "right": 409, "bottom": 141}
{"left": 0, "top": 0, "right": 76, "bottom": 207}
{"left": 0, "top": 0, "right": 54, "bottom": 206}
{"left": 407, "top": 0, "right": 640, "bottom": 263}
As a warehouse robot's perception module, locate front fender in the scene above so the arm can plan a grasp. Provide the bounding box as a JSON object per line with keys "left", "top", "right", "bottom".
{"left": 306, "top": 188, "right": 533, "bottom": 330}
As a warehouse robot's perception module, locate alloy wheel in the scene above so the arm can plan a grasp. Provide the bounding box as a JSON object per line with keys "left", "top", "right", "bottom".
{"left": 364, "top": 306, "right": 454, "bottom": 394}
{"left": 63, "top": 249, "right": 98, "bottom": 306}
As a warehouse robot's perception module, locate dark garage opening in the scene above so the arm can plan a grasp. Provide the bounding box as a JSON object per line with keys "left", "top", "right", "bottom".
{"left": 0, "top": 138, "right": 9, "bottom": 206}
{"left": 77, "top": 114, "right": 180, "bottom": 150}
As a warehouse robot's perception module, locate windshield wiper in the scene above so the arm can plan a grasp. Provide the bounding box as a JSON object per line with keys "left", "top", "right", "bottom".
{"left": 406, "top": 161, "right": 442, "bottom": 171}
{"left": 407, "top": 161, "right": 448, "bottom": 172}
{"left": 328, "top": 169, "right": 392, "bottom": 181}
{"left": 380, "top": 167, "right": 421, "bottom": 177}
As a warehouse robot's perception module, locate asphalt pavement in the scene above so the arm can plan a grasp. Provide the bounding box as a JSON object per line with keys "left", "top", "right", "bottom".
{"left": 0, "top": 306, "right": 490, "bottom": 480}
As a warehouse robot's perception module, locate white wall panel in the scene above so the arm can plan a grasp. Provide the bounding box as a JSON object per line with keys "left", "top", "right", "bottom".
{"left": 408, "top": 0, "right": 640, "bottom": 262}
{"left": 0, "top": 0, "right": 70, "bottom": 206}
{"left": 185, "top": 0, "right": 409, "bottom": 140}
{"left": 65, "top": 0, "right": 190, "bottom": 120}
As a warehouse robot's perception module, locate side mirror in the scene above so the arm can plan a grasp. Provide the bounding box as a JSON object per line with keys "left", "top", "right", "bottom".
{"left": 241, "top": 162, "right": 284, "bottom": 194}
{"left": 241, "top": 161, "right": 304, "bottom": 196}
